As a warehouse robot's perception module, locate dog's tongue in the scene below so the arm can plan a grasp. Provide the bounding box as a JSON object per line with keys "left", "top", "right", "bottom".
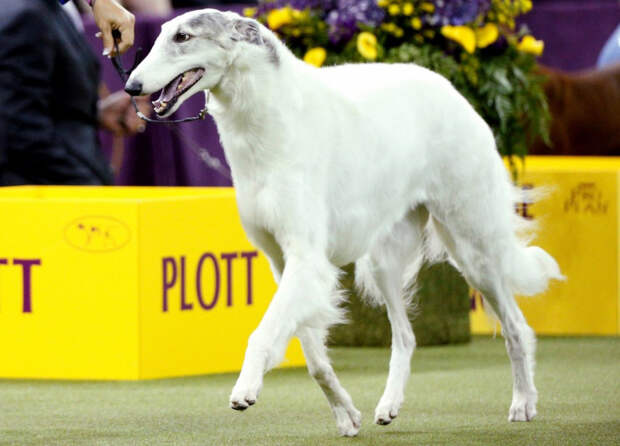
{"left": 156, "top": 74, "right": 183, "bottom": 104}
{"left": 152, "top": 68, "right": 205, "bottom": 114}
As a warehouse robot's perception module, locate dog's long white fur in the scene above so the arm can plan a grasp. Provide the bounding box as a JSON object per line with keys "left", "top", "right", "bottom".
{"left": 128, "top": 9, "right": 563, "bottom": 436}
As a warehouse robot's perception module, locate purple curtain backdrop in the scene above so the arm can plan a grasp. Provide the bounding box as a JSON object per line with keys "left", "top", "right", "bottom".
{"left": 518, "top": 0, "right": 620, "bottom": 71}
{"left": 84, "top": 1, "right": 620, "bottom": 186}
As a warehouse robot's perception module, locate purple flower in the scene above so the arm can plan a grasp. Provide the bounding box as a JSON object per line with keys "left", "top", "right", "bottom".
{"left": 430, "top": 0, "right": 491, "bottom": 26}
{"left": 288, "top": 0, "right": 336, "bottom": 10}
{"left": 256, "top": 0, "right": 336, "bottom": 16}
{"left": 325, "top": 0, "right": 385, "bottom": 44}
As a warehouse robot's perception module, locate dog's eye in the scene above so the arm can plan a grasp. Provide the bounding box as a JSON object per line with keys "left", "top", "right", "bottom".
{"left": 173, "top": 32, "right": 191, "bottom": 43}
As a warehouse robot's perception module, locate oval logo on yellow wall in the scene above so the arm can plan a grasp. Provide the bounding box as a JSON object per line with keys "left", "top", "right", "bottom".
{"left": 64, "top": 217, "right": 131, "bottom": 252}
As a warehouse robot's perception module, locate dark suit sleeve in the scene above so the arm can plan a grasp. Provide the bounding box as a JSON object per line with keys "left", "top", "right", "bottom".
{"left": 0, "top": 6, "right": 79, "bottom": 183}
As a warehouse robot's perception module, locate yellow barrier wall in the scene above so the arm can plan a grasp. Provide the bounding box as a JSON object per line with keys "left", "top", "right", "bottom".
{"left": 0, "top": 187, "right": 305, "bottom": 380}
{"left": 471, "top": 157, "right": 620, "bottom": 335}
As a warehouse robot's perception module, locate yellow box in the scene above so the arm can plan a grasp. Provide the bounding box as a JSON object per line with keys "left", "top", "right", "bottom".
{"left": 471, "top": 157, "right": 620, "bottom": 335}
{"left": 0, "top": 186, "right": 305, "bottom": 380}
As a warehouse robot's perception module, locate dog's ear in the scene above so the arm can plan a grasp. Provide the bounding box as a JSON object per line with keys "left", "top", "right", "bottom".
{"left": 231, "top": 19, "right": 264, "bottom": 46}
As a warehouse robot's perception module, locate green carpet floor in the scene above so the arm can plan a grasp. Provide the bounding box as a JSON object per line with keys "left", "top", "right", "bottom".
{"left": 1, "top": 337, "right": 618, "bottom": 445}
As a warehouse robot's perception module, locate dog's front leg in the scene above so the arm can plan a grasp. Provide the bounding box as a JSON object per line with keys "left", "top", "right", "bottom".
{"left": 230, "top": 254, "right": 341, "bottom": 411}
{"left": 298, "top": 326, "right": 361, "bottom": 436}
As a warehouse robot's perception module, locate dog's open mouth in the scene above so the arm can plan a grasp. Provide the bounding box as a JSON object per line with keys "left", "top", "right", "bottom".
{"left": 152, "top": 68, "right": 205, "bottom": 116}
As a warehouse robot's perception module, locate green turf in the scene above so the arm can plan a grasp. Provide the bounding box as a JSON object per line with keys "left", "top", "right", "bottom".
{"left": 1, "top": 337, "right": 618, "bottom": 445}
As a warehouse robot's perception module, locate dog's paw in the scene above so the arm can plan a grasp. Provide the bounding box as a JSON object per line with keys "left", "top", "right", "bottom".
{"left": 230, "top": 370, "right": 264, "bottom": 412}
{"left": 374, "top": 392, "right": 403, "bottom": 426}
{"left": 374, "top": 402, "right": 400, "bottom": 426}
{"left": 508, "top": 394, "right": 537, "bottom": 422}
{"left": 334, "top": 405, "right": 362, "bottom": 437}
{"left": 229, "top": 387, "right": 259, "bottom": 411}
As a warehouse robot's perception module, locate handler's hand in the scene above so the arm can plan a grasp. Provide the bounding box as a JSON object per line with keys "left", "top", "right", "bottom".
{"left": 93, "top": 0, "right": 135, "bottom": 57}
{"left": 98, "top": 91, "right": 148, "bottom": 136}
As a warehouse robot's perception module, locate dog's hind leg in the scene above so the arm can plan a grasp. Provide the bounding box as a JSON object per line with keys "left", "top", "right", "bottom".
{"left": 487, "top": 286, "right": 538, "bottom": 422}
{"left": 430, "top": 216, "right": 539, "bottom": 422}
{"left": 298, "top": 326, "right": 361, "bottom": 436}
{"left": 357, "top": 206, "right": 428, "bottom": 426}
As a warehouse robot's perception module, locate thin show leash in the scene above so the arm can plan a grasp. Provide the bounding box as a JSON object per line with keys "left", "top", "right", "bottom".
{"left": 109, "top": 33, "right": 231, "bottom": 180}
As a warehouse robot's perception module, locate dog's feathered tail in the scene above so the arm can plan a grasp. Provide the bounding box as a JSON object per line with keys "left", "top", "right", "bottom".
{"left": 423, "top": 184, "right": 564, "bottom": 297}
{"left": 505, "top": 185, "right": 565, "bottom": 296}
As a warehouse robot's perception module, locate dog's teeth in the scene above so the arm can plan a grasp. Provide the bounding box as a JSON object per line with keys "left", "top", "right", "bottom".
{"left": 177, "top": 74, "right": 186, "bottom": 91}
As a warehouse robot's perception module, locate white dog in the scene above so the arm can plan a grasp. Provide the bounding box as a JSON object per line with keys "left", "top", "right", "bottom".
{"left": 126, "top": 9, "right": 563, "bottom": 436}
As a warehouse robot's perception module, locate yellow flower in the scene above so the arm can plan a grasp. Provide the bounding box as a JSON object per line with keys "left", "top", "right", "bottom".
{"left": 381, "top": 22, "right": 403, "bottom": 37}
{"left": 475, "top": 23, "right": 499, "bottom": 48}
{"left": 420, "top": 2, "right": 435, "bottom": 13}
{"left": 303, "top": 47, "right": 327, "bottom": 67}
{"left": 388, "top": 4, "right": 400, "bottom": 15}
{"left": 402, "top": 3, "right": 414, "bottom": 15}
{"left": 267, "top": 7, "right": 294, "bottom": 30}
{"left": 377, "top": 0, "right": 390, "bottom": 7}
{"left": 291, "top": 9, "right": 308, "bottom": 20}
{"left": 394, "top": 26, "right": 404, "bottom": 38}
{"left": 242, "top": 7, "right": 257, "bottom": 17}
{"left": 441, "top": 25, "right": 476, "bottom": 54}
{"left": 521, "top": 0, "right": 533, "bottom": 13}
{"left": 517, "top": 35, "right": 544, "bottom": 56}
{"left": 357, "top": 32, "right": 378, "bottom": 60}
{"left": 411, "top": 17, "right": 422, "bottom": 30}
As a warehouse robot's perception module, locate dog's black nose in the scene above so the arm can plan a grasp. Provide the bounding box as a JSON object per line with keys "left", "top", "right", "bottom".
{"left": 124, "top": 80, "right": 142, "bottom": 96}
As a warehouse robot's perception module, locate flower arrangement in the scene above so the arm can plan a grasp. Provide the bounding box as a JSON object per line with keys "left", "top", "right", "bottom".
{"left": 246, "top": 0, "right": 550, "bottom": 161}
